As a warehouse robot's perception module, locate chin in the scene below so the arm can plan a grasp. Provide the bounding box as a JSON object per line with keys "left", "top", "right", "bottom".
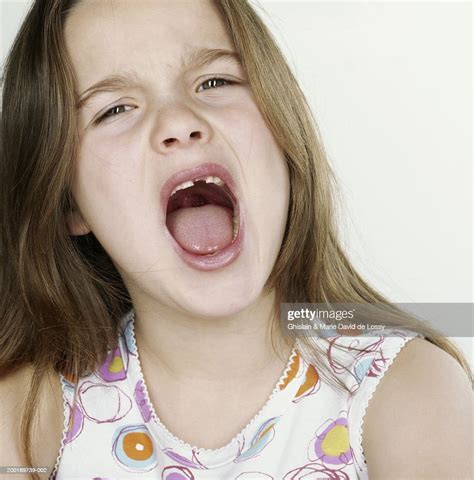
{"left": 165, "top": 266, "right": 268, "bottom": 319}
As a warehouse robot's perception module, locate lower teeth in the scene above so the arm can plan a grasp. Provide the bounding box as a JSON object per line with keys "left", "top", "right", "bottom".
{"left": 232, "top": 213, "right": 239, "bottom": 241}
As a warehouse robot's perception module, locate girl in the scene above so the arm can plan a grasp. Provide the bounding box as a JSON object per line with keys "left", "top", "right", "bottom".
{"left": 0, "top": 1, "right": 471, "bottom": 479}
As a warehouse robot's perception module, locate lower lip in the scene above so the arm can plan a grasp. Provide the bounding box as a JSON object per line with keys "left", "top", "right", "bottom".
{"left": 165, "top": 210, "right": 245, "bottom": 272}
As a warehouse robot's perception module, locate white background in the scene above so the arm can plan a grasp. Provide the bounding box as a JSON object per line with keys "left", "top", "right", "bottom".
{"left": 1, "top": 0, "right": 472, "bottom": 365}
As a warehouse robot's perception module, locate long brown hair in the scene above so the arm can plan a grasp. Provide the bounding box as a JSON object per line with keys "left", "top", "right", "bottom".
{"left": 1, "top": 1, "right": 471, "bottom": 477}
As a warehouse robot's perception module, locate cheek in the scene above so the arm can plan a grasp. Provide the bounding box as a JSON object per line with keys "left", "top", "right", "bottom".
{"left": 231, "top": 103, "right": 289, "bottom": 249}
{"left": 260, "top": 160, "right": 289, "bottom": 245}
{"left": 224, "top": 98, "right": 288, "bottom": 185}
{"left": 238, "top": 105, "right": 289, "bottom": 213}
{"left": 76, "top": 127, "right": 145, "bottom": 194}
{"left": 79, "top": 132, "right": 143, "bottom": 178}
{"left": 73, "top": 134, "right": 146, "bottom": 211}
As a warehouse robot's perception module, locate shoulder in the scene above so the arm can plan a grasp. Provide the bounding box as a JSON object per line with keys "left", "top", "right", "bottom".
{"left": 0, "top": 364, "right": 64, "bottom": 478}
{"left": 362, "top": 337, "right": 473, "bottom": 479}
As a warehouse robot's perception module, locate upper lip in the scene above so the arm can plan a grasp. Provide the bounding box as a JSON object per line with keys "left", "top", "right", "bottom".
{"left": 160, "top": 162, "right": 239, "bottom": 216}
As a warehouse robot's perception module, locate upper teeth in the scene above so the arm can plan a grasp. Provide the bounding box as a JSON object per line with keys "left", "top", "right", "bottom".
{"left": 171, "top": 180, "right": 194, "bottom": 196}
{"left": 170, "top": 176, "right": 225, "bottom": 196}
{"left": 204, "top": 175, "right": 225, "bottom": 186}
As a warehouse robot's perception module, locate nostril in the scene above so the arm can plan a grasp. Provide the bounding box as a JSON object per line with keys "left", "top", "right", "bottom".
{"left": 163, "top": 132, "right": 201, "bottom": 146}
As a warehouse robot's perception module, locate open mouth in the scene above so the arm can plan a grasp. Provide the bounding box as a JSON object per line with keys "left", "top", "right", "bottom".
{"left": 161, "top": 163, "right": 243, "bottom": 270}
{"left": 166, "top": 176, "right": 239, "bottom": 254}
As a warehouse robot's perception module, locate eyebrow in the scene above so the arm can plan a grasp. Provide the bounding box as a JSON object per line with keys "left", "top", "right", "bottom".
{"left": 180, "top": 47, "right": 241, "bottom": 73}
{"left": 76, "top": 47, "right": 241, "bottom": 109}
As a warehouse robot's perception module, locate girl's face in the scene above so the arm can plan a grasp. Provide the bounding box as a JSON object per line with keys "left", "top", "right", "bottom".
{"left": 65, "top": 0, "right": 289, "bottom": 318}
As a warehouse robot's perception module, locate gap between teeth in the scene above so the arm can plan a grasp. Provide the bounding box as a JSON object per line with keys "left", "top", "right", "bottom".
{"left": 170, "top": 176, "right": 225, "bottom": 196}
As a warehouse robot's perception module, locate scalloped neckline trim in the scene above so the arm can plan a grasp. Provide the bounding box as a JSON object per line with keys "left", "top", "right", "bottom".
{"left": 125, "top": 310, "right": 302, "bottom": 467}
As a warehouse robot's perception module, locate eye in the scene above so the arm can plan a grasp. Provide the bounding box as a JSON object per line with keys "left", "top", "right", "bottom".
{"left": 94, "top": 104, "right": 136, "bottom": 125}
{"left": 196, "top": 76, "right": 236, "bottom": 92}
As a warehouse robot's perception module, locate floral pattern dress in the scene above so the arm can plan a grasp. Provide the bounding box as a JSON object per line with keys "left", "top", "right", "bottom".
{"left": 51, "top": 309, "right": 420, "bottom": 479}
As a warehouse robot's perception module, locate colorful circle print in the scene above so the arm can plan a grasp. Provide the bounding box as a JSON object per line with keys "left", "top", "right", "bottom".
{"left": 64, "top": 401, "right": 84, "bottom": 444}
{"left": 112, "top": 424, "right": 158, "bottom": 472}
{"left": 99, "top": 346, "right": 128, "bottom": 382}
{"left": 311, "top": 415, "right": 352, "bottom": 466}
{"left": 161, "top": 466, "right": 195, "bottom": 480}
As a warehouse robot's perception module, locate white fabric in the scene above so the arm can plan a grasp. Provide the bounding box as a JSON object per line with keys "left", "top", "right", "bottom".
{"left": 51, "top": 310, "right": 419, "bottom": 479}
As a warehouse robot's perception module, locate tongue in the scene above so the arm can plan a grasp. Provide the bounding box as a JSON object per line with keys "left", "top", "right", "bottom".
{"left": 167, "top": 204, "right": 234, "bottom": 254}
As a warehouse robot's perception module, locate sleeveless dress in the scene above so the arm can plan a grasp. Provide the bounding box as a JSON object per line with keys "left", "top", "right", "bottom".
{"left": 50, "top": 309, "right": 420, "bottom": 479}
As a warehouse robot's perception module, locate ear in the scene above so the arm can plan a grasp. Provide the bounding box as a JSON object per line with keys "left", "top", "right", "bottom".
{"left": 66, "top": 209, "right": 91, "bottom": 236}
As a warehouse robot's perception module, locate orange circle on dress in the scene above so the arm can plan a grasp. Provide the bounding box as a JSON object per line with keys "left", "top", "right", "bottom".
{"left": 123, "top": 432, "right": 154, "bottom": 460}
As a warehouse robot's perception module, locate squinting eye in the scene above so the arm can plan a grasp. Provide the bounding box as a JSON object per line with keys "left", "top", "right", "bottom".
{"left": 197, "top": 77, "right": 236, "bottom": 92}
{"left": 95, "top": 104, "right": 136, "bottom": 125}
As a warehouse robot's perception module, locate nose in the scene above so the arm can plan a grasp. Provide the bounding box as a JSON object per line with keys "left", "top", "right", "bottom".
{"left": 150, "top": 103, "right": 212, "bottom": 155}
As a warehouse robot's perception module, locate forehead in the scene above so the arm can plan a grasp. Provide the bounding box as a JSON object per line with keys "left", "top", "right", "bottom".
{"left": 65, "top": 0, "right": 234, "bottom": 88}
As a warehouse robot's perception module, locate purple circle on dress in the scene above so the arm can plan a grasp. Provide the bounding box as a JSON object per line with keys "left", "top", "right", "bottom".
{"left": 162, "top": 466, "right": 195, "bottom": 480}
{"left": 64, "top": 402, "right": 84, "bottom": 444}
{"left": 99, "top": 346, "right": 127, "bottom": 382}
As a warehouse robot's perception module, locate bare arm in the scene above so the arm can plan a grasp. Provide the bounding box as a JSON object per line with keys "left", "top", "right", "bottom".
{"left": 363, "top": 337, "right": 473, "bottom": 479}
{"left": 0, "top": 365, "right": 64, "bottom": 480}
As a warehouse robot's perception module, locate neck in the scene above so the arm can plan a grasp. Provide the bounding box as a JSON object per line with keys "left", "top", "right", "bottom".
{"left": 132, "top": 290, "right": 294, "bottom": 388}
